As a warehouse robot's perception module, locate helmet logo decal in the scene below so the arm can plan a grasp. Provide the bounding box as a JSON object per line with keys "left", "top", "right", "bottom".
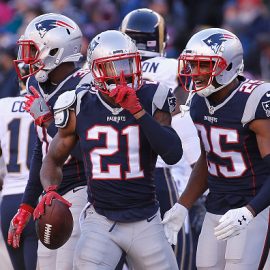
{"left": 89, "top": 40, "right": 99, "bottom": 52}
{"left": 35, "top": 20, "right": 75, "bottom": 38}
{"left": 203, "top": 33, "right": 234, "bottom": 54}
{"left": 88, "top": 39, "right": 99, "bottom": 60}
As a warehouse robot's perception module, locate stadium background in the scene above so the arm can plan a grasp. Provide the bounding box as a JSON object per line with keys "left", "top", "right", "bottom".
{"left": 0, "top": 0, "right": 270, "bottom": 98}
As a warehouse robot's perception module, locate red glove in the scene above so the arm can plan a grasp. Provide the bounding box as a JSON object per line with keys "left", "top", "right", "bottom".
{"left": 109, "top": 85, "right": 142, "bottom": 115}
{"left": 24, "top": 86, "right": 53, "bottom": 126}
{"left": 33, "top": 185, "right": 72, "bottom": 220}
{"left": 7, "top": 203, "right": 34, "bottom": 248}
{"left": 109, "top": 72, "right": 142, "bottom": 115}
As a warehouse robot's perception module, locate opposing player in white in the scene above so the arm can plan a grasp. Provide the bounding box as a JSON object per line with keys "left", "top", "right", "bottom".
{"left": 0, "top": 156, "right": 13, "bottom": 270}
{"left": 1, "top": 71, "right": 38, "bottom": 270}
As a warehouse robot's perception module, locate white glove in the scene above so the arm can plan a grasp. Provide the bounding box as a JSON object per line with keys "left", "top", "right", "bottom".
{"left": 214, "top": 206, "right": 254, "bottom": 241}
{"left": 161, "top": 203, "right": 188, "bottom": 245}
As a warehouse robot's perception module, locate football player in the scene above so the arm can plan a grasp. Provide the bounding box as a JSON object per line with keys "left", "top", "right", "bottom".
{"left": 33, "top": 30, "right": 183, "bottom": 270}
{"left": 162, "top": 27, "right": 270, "bottom": 269}
{"left": 7, "top": 13, "right": 90, "bottom": 270}
{"left": 0, "top": 64, "right": 38, "bottom": 270}
{"left": 120, "top": 8, "right": 201, "bottom": 269}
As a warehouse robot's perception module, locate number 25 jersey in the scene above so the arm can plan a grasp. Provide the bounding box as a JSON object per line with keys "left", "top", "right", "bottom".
{"left": 190, "top": 77, "right": 270, "bottom": 214}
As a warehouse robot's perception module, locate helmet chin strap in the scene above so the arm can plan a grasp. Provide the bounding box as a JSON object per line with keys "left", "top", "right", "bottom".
{"left": 35, "top": 70, "right": 49, "bottom": 83}
{"left": 196, "top": 83, "right": 225, "bottom": 97}
{"left": 197, "top": 85, "right": 218, "bottom": 97}
{"left": 197, "top": 70, "right": 241, "bottom": 98}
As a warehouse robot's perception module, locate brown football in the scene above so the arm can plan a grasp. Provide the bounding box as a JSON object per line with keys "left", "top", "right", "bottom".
{"left": 35, "top": 199, "right": 73, "bottom": 249}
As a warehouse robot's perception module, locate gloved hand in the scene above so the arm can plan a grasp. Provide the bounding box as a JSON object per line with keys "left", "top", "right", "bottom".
{"left": 109, "top": 73, "right": 142, "bottom": 115}
{"left": 24, "top": 86, "right": 53, "bottom": 126}
{"left": 161, "top": 203, "right": 188, "bottom": 245}
{"left": 7, "top": 203, "right": 34, "bottom": 248}
{"left": 214, "top": 206, "right": 254, "bottom": 241}
{"left": 33, "top": 185, "right": 72, "bottom": 220}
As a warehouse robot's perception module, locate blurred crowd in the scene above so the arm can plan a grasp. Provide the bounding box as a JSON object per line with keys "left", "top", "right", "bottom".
{"left": 0, "top": 0, "right": 270, "bottom": 97}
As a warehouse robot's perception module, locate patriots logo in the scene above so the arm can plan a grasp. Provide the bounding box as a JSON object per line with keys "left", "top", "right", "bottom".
{"left": 35, "top": 20, "right": 75, "bottom": 38}
{"left": 262, "top": 100, "right": 270, "bottom": 117}
{"left": 89, "top": 40, "right": 99, "bottom": 52}
{"left": 168, "top": 96, "right": 176, "bottom": 113}
{"left": 203, "top": 33, "right": 234, "bottom": 54}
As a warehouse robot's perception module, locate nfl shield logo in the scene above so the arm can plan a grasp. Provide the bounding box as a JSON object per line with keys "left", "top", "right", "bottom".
{"left": 262, "top": 100, "right": 270, "bottom": 117}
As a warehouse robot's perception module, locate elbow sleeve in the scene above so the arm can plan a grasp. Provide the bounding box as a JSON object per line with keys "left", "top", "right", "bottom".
{"left": 137, "top": 112, "right": 183, "bottom": 165}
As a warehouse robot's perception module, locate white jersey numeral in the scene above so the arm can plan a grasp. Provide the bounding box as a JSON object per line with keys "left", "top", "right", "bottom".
{"left": 6, "top": 118, "right": 35, "bottom": 173}
{"left": 196, "top": 124, "right": 247, "bottom": 178}
{"left": 87, "top": 125, "right": 144, "bottom": 180}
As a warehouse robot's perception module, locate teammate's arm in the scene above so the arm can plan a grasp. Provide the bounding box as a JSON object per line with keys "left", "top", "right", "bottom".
{"left": 8, "top": 136, "right": 43, "bottom": 248}
{"left": 110, "top": 83, "right": 183, "bottom": 165}
{"left": 40, "top": 110, "right": 78, "bottom": 190}
{"left": 33, "top": 111, "right": 77, "bottom": 219}
{"left": 178, "top": 144, "right": 208, "bottom": 209}
{"left": 161, "top": 141, "right": 208, "bottom": 245}
{"left": 247, "top": 118, "right": 270, "bottom": 215}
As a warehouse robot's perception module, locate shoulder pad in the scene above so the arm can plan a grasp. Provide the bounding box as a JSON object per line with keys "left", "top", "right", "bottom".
{"left": 242, "top": 81, "right": 270, "bottom": 125}
{"left": 152, "top": 82, "right": 172, "bottom": 114}
{"left": 53, "top": 90, "right": 76, "bottom": 112}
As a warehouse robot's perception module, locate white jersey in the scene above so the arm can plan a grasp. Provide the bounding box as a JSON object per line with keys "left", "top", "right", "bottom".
{"left": 141, "top": 56, "right": 201, "bottom": 192}
{"left": 142, "top": 56, "right": 179, "bottom": 92}
{"left": 0, "top": 97, "right": 34, "bottom": 196}
{"left": 142, "top": 56, "right": 179, "bottom": 168}
{"left": 171, "top": 112, "right": 200, "bottom": 194}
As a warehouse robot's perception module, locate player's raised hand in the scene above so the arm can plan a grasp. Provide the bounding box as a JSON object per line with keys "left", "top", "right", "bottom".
{"left": 8, "top": 204, "right": 34, "bottom": 248}
{"left": 24, "top": 86, "right": 53, "bottom": 126}
{"left": 161, "top": 203, "right": 188, "bottom": 245}
{"left": 109, "top": 72, "right": 142, "bottom": 115}
{"left": 214, "top": 206, "right": 254, "bottom": 241}
{"left": 33, "top": 185, "right": 72, "bottom": 220}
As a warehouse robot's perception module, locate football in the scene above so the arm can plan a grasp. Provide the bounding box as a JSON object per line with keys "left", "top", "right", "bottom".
{"left": 35, "top": 199, "right": 73, "bottom": 249}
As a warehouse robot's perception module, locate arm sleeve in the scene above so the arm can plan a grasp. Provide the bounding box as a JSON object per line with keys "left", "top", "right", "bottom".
{"left": 248, "top": 154, "right": 270, "bottom": 215}
{"left": 136, "top": 112, "right": 183, "bottom": 165}
{"left": 21, "top": 134, "right": 44, "bottom": 207}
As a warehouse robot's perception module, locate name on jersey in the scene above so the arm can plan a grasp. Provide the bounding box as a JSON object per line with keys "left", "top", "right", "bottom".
{"left": 142, "top": 62, "right": 159, "bottom": 73}
{"left": 107, "top": 116, "right": 126, "bottom": 123}
{"left": 204, "top": 115, "right": 218, "bottom": 124}
{"left": 12, "top": 101, "right": 26, "bottom": 113}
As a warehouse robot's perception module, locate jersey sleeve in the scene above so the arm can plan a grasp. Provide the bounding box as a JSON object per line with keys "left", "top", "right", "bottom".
{"left": 152, "top": 82, "right": 176, "bottom": 115}
{"left": 21, "top": 134, "right": 44, "bottom": 207}
{"left": 242, "top": 83, "right": 270, "bottom": 125}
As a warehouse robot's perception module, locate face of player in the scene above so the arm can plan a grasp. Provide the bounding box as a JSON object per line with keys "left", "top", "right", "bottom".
{"left": 92, "top": 53, "right": 142, "bottom": 94}
{"left": 188, "top": 60, "right": 219, "bottom": 89}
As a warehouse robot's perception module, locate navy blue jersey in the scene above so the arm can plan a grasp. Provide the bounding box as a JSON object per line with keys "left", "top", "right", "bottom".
{"left": 75, "top": 81, "right": 175, "bottom": 222}
{"left": 23, "top": 68, "right": 91, "bottom": 205}
{"left": 190, "top": 77, "right": 270, "bottom": 214}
